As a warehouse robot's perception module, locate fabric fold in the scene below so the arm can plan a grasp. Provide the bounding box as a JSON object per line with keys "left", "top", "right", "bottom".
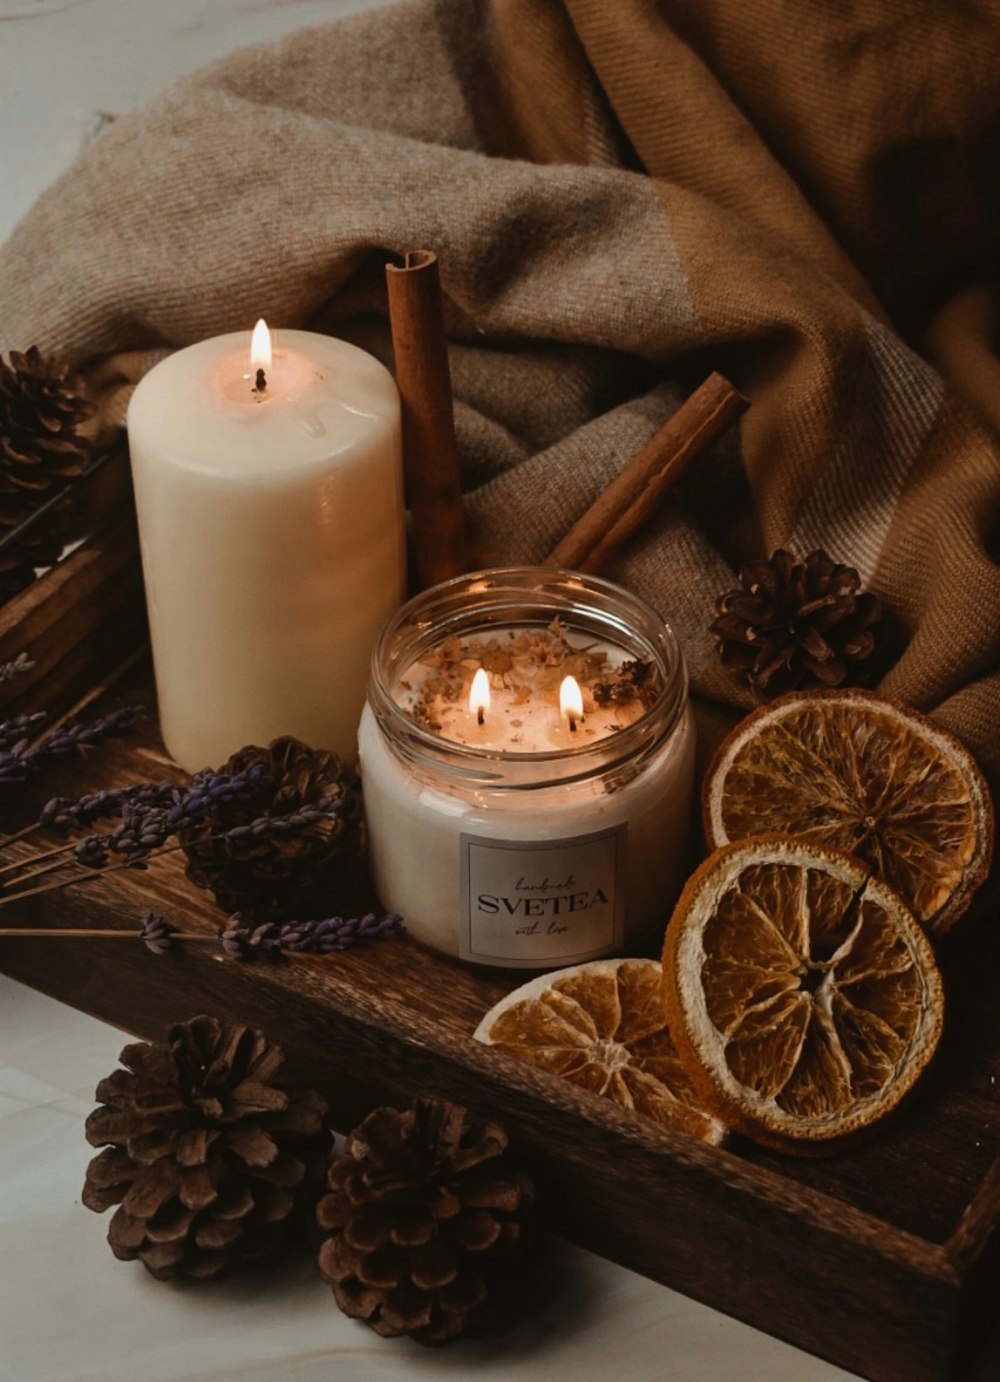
{"left": 0, "top": 0, "right": 997, "bottom": 779}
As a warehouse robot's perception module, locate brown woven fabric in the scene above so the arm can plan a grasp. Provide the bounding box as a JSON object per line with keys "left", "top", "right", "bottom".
{"left": 1, "top": 0, "right": 998, "bottom": 779}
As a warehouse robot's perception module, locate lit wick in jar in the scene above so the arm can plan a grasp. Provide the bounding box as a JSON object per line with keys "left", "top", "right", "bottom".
{"left": 561, "top": 675, "right": 584, "bottom": 733}
{"left": 470, "top": 667, "right": 490, "bottom": 727}
{"left": 548, "top": 675, "right": 586, "bottom": 748}
{"left": 458, "top": 667, "right": 501, "bottom": 745}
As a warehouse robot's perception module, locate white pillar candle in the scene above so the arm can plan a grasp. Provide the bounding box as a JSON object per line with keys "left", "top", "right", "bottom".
{"left": 359, "top": 569, "right": 696, "bottom": 969}
{"left": 127, "top": 326, "right": 405, "bottom": 772}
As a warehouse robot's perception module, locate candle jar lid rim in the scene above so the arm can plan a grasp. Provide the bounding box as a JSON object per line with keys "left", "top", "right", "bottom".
{"left": 368, "top": 566, "right": 689, "bottom": 788}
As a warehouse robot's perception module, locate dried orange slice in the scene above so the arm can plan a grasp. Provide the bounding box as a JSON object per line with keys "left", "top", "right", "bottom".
{"left": 662, "top": 837, "right": 944, "bottom": 1153}
{"left": 474, "top": 959, "right": 726, "bottom": 1145}
{"left": 703, "top": 688, "right": 994, "bottom": 937}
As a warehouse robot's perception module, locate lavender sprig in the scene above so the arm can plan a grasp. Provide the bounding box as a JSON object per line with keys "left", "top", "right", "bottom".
{"left": 0, "top": 911, "right": 402, "bottom": 959}
{"left": 32, "top": 705, "right": 145, "bottom": 763}
{"left": 0, "top": 705, "right": 145, "bottom": 788}
{"left": 0, "top": 765, "right": 349, "bottom": 908}
{"left": 32, "top": 769, "right": 276, "bottom": 873}
{"left": 38, "top": 768, "right": 270, "bottom": 846}
{"left": 219, "top": 911, "right": 403, "bottom": 961}
{"left": 0, "top": 739, "right": 34, "bottom": 784}
{"left": 41, "top": 780, "right": 176, "bottom": 833}
{"left": 281, "top": 912, "right": 403, "bottom": 952}
{"left": 0, "top": 653, "right": 34, "bottom": 686}
{"left": 74, "top": 835, "right": 110, "bottom": 869}
{"left": 139, "top": 912, "right": 178, "bottom": 956}
{"left": 0, "top": 712, "right": 46, "bottom": 751}
{"left": 108, "top": 803, "right": 171, "bottom": 866}
{"left": 166, "top": 764, "right": 274, "bottom": 830}
{"left": 221, "top": 796, "right": 337, "bottom": 848}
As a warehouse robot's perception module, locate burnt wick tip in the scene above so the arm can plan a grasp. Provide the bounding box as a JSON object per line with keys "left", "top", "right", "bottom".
{"left": 254, "top": 367, "right": 267, "bottom": 393}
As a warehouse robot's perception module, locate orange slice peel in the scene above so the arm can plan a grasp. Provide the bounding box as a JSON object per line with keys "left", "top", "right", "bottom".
{"left": 662, "top": 836, "right": 945, "bottom": 1154}
{"left": 475, "top": 958, "right": 726, "bottom": 1145}
{"left": 703, "top": 688, "right": 994, "bottom": 937}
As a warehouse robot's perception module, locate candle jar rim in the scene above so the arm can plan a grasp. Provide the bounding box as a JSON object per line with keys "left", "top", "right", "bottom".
{"left": 368, "top": 566, "right": 689, "bottom": 791}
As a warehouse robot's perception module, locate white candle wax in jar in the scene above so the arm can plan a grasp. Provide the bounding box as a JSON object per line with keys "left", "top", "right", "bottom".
{"left": 358, "top": 568, "right": 696, "bottom": 969}
{"left": 127, "top": 325, "right": 405, "bottom": 772}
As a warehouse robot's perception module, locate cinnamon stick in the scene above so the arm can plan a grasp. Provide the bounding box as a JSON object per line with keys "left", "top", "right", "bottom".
{"left": 545, "top": 372, "right": 748, "bottom": 574}
{"left": 386, "top": 249, "right": 469, "bottom": 588}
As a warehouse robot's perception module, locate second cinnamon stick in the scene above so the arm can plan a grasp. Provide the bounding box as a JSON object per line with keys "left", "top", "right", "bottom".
{"left": 545, "top": 372, "right": 748, "bottom": 574}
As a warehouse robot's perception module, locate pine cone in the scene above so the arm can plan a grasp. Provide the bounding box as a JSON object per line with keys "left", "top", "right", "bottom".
{"left": 317, "top": 1099, "right": 537, "bottom": 1343}
{"left": 0, "top": 347, "right": 95, "bottom": 597}
{"left": 82, "top": 1015, "right": 329, "bottom": 1281}
{"left": 180, "top": 736, "right": 364, "bottom": 921}
{"left": 711, "top": 548, "right": 881, "bottom": 699}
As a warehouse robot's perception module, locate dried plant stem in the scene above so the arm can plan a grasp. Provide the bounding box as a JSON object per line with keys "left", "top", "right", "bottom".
{"left": 0, "top": 822, "right": 42, "bottom": 847}
{"left": 0, "top": 927, "right": 212, "bottom": 942}
{"left": 1, "top": 853, "right": 86, "bottom": 888}
{"left": 0, "top": 821, "right": 277, "bottom": 905}
{"left": 0, "top": 865, "right": 124, "bottom": 906}
{"left": 0, "top": 838, "right": 193, "bottom": 908}
{"left": 0, "top": 838, "right": 79, "bottom": 877}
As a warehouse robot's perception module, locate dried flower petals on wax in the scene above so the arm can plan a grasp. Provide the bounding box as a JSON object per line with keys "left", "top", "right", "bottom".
{"left": 402, "top": 618, "right": 659, "bottom": 746}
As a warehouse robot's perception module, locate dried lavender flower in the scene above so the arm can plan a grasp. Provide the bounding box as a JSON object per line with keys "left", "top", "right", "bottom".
{"left": 139, "top": 912, "right": 178, "bottom": 956}
{"left": 280, "top": 912, "right": 403, "bottom": 953}
{"left": 40, "top": 780, "right": 176, "bottom": 833}
{"left": 0, "top": 706, "right": 144, "bottom": 789}
{"left": 0, "top": 653, "right": 34, "bottom": 685}
{"left": 221, "top": 797, "right": 333, "bottom": 848}
{"left": 108, "top": 802, "right": 171, "bottom": 866}
{"left": 164, "top": 764, "right": 274, "bottom": 832}
{"left": 0, "top": 712, "right": 45, "bottom": 750}
{"left": 33, "top": 705, "right": 145, "bottom": 763}
{"left": 0, "top": 742, "right": 31, "bottom": 784}
{"left": 219, "top": 914, "right": 284, "bottom": 961}
{"left": 74, "top": 835, "right": 110, "bottom": 869}
{"left": 219, "top": 910, "right": 403, "bottom": 961}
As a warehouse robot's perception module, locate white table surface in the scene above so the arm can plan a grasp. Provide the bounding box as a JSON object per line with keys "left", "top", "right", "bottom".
{"left": 0, "top": 3, "right": 991, "bottom": 1380}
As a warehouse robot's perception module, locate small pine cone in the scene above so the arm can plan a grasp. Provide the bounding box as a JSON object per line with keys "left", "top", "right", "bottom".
{"left": 711, "top": 548, "right": 881, "bottom": 700}
{"left": 0, "top": 347, "right": 95, "bottom": 596}
{"left": 317, "top": 1099, "right": 537, "bottom": 1344}
{"left": 82, "top": 1015, "right": 329, "bottom": 1281}
{"left": 180, "top": 736, "right": 364, "bottom": 921}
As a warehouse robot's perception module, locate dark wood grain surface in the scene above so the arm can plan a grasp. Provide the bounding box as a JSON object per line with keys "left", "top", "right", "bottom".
{"left": 1, "top": 534, "right": 998, "bottom": 1382}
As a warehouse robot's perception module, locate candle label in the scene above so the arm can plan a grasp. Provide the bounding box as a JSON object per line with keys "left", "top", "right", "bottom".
{"left": 459, "top": 826, "right": 625, "bottom": 966}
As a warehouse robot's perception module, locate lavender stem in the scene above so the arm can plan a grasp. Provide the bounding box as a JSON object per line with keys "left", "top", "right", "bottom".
{"left": 0, "top": 928, "right": 213, "bottom": 941}
{"left": 0, "top": 838, "right": 80, "bottom": 876}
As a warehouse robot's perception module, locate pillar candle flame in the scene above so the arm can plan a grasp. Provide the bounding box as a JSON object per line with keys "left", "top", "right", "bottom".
{"left": 560, "top": 674, "right": 584, "bottom": 732}
{"left": 250, "top": 318, "right": 272, "bottom": 370}
{"left": 469, "top": 667, "right": 491, "bottom": 726}
{"left": 250, "top": 319, "right": 272, "bottom": 394}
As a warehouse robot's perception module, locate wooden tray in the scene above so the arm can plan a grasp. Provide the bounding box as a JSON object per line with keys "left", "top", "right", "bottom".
{"left": 2, "top": 516, "right": 999, "bottom": 1382}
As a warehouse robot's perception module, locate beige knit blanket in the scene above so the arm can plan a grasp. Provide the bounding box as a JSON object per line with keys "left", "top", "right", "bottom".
{"left": 2, "top": 0, "right": 999, "bottom": 780}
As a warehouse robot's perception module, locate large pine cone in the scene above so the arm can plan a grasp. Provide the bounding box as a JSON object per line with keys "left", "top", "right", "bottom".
{"left": 0, "top": 347, "right": 94, "bottom": 598}
{"left": 317, "top": 1099, "right": 536, "bottom": 1343}
{"left": 82, "top": 1016, "right": 328, "bottom": 1281}
{"left": 711, "top": 548, "right": 881, "bottom": 700}
{"left": 180, "top": 736, "right": 364, "bottom": 921}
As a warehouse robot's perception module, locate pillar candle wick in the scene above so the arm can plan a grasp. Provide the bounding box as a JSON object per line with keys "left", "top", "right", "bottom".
{"left": 254, "top": 367, "right": 267, "bottom": 394}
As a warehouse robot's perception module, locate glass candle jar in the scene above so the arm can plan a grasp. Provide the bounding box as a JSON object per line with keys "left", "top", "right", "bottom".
{"left": 357, "top": 567, "right": 695, "bottom": 969}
